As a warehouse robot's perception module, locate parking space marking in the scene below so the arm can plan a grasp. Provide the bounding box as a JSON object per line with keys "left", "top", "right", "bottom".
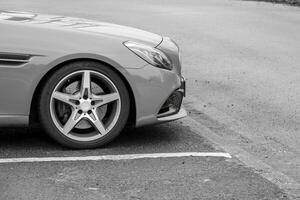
{"left": 0, "top": 152, "right": 231, "bottom": 164}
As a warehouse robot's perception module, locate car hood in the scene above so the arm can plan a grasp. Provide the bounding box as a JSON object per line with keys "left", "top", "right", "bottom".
{"left": 0, "top": 10, "right": 162, "bottom": 47}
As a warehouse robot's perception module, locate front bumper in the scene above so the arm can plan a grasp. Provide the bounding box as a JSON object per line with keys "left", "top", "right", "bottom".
{"left": 157, "top": 106, "right": 187, "bottom": 122}
{"left": 129, "top": 37, "right": 186, "bottom": 127}
{"left": 157, "top": 76, "right": 186, "bottom": 122}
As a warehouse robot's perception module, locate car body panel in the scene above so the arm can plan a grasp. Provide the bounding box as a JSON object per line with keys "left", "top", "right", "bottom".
{"left": 0, "top": 10, "right": 162, "bottom": 47}
{"left": 0, "top": 10, "right": 186, "bottom": 128}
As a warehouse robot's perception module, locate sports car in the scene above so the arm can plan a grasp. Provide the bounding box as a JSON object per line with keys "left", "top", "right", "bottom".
{"left": 0, "top": 10, "right": 186, "bottom": 148}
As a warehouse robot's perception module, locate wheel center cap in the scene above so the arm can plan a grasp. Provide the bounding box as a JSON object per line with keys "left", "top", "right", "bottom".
{"left": 81, "top": 101, "right": 91, "bottom": 112}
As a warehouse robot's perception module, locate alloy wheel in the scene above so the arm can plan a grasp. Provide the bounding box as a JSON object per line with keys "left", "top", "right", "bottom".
{"left": 49, "top": 70, "right": 121, "bottom": 142}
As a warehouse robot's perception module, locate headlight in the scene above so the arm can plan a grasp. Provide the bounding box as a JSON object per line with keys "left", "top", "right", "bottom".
{"left": 124, "top": 41, "right": 173, "bottom": 70}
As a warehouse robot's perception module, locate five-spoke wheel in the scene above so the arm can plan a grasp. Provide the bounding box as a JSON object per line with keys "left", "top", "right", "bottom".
{"left": 39, "top": 61, "right": 130, "bottom": 148}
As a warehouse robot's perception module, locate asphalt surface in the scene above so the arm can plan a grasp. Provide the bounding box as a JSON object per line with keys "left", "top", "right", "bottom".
{"left": 0, "top": 157, "right": 287, "bottom": 200}
{"left": 0, "top": 0, "right": 300, "bottom": 199}
{"left": 0, "top": 123, "right": 287, "bottom": 200}
{"left": 0, "top": 123, "right": 214, "bottom": 158}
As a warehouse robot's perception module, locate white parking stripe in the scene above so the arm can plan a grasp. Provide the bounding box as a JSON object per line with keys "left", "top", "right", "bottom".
{"left": 0, "top": 152, "right": 231, "bottom": 164}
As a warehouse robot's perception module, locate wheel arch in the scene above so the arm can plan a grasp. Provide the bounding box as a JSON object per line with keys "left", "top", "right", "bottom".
{"left": 29, "top": 56, "right": 137, "bottom": 128}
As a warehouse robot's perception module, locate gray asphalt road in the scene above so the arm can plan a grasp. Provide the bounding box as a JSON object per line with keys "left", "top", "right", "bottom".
{"left": 0, "top": 157, "right": 287, "bottom": 200}
{"left": 0, "top": 123, "right": 287, "bottom": 200}
{"left": 0, "top": 122, "right": 214, "bottom": 158}
{"left": 0, "top": 0, "right": 300, "bottom": 199}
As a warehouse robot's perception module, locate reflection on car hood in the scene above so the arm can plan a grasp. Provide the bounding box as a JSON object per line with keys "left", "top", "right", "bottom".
{"left": 0, "top": 10, "right": 163, "bottom": 47}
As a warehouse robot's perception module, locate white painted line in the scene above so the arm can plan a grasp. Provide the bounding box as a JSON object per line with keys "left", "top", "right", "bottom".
{"left": 0, "top": 152, "right": 231, "bottom": 164}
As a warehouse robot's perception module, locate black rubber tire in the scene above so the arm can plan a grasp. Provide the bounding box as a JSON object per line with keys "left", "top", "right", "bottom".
{"left": 39, "top": 61, "right": 130, "bottom": 149}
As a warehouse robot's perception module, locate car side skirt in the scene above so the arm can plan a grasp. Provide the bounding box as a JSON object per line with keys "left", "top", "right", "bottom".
{"left": 0, "top": 115, "right": 28, "bottom": 127}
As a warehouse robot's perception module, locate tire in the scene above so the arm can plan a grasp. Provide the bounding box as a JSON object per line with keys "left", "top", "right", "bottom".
{"left": 39, "top": 61, "right": 130, "bottom": 149}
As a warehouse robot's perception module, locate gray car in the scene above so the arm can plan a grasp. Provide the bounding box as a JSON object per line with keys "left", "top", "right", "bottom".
{"left": 0, "top": 10, "right": 186, "bottom": 148}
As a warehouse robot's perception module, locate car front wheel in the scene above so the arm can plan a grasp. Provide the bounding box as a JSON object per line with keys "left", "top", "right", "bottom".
{"left": 39, "top": 61, "right": 130, "bottom": 149}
